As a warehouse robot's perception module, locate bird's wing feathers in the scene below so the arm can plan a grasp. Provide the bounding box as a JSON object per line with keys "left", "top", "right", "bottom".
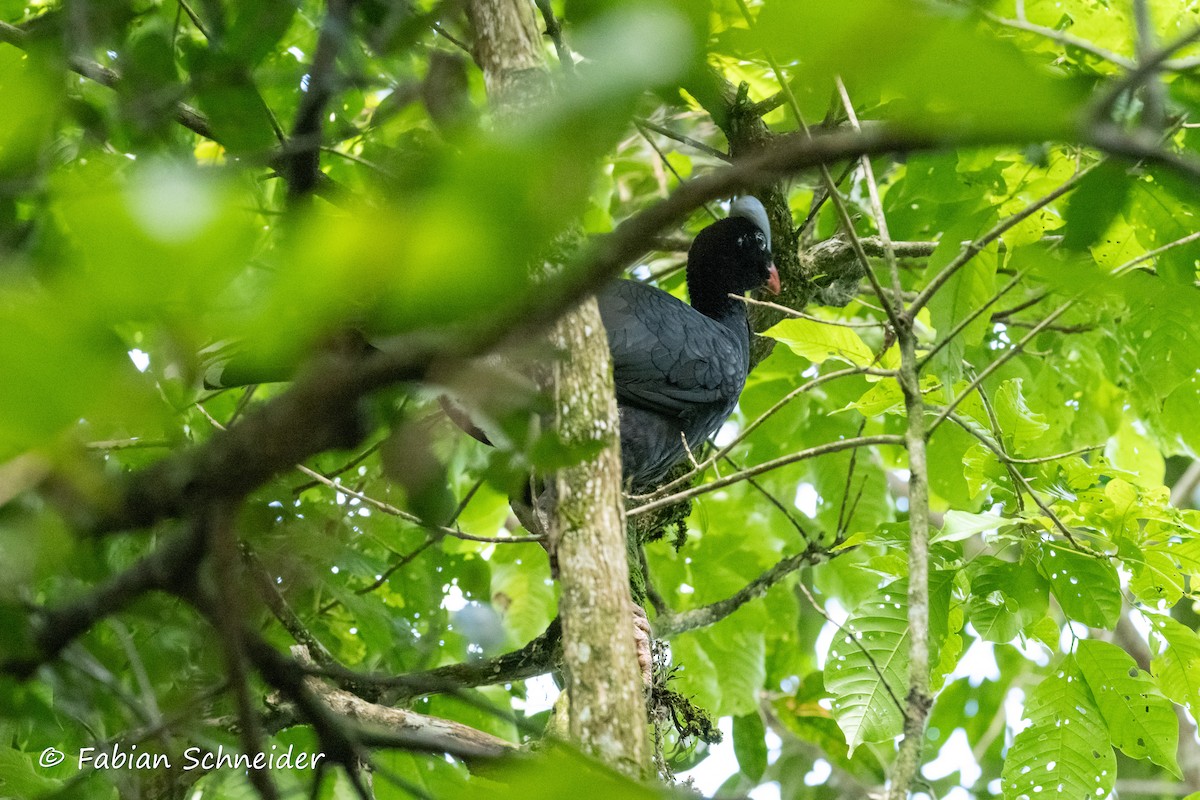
{"left": 598, "top": 280, "right": 745, "bottom": 418}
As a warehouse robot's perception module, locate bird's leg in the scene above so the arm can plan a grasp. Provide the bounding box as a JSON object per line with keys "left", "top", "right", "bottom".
{"left": 632, "top": 602, "right": 653, "bottom": 685}
{"left": 680, "top": 432, "right": 702, "bottom": 470}
{"left": 510, "top": 475, "right": 558, "bottom": 575}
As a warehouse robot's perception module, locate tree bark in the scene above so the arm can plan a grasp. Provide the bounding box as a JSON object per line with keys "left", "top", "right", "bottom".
{"left": 464, "top": 0, "right": 649, "bottom": 775}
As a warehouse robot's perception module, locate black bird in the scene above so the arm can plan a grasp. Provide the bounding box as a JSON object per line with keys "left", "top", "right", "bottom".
{"left": 205, "top": 197, "right": 779, "bottom": 496}
{"left": 598, "top": 196, "right": 778, "bottom": 490}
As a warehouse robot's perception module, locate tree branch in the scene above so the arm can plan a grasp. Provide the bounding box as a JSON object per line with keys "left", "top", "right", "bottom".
{"left": 286, "top": 0, "right": 356, "bottom": 201}
{"left": 273, "top": 649, "right": 518, "bottom": 761}
{"left": 1, "top": 522, "right": 207, "bottom": 677}
{"left": 654, "top": 545, "right": 831, "bottom": 638}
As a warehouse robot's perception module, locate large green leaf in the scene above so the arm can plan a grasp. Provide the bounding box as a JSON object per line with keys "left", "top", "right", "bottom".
{"left": 934, "top": 511, "right": 1015, "bottom": 544}
{"left": 824, "top": 580, "right": 910, "bottom": 752}
{"left": 1075, "top": 639, "right": 1180, "bottom": 775}
{"left": 1148, "top": 614, "right": 1200, "bottom": 711}
{"left": 993, "top": 379, "right": 1050, "bottom": 452}
{"left": 763, "top": 318, "right": 875, "bottom": 367}
{"left": 1002, "top": 661, "right": 1116, "bottom": 800}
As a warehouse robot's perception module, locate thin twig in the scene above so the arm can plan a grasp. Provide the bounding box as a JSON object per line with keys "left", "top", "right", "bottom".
{"left": 432, "top": 22, "right": 472, "bottom": 54}
{"left": 835, "top": 420, "right": 868, "bottom": 538}
{"left": 945, "top": 411, "right": 1080, "bottom": 547}
{"left": 984, "top": 13, "right": 1137, "bottom": 69}
{"left": 635, "top": 120, "right": 719, "bottom": 219}
{"left": 195, "top": 403, "right": 537, "bottom": 545}
{"left": 299, "top": 466, "right": 541, "bottom": 543}
{"left": 534, "top": 0, "right": 574, "bottom": 75}
{"left": 919, "top": 269, "right": 1032, "bottom": 370}
{"left": 285, "top": 0, "right": 354, "bottom": 201}
{"left": 293, "top": 439, "right": 384, "bottom": 494}
{"left": 1091, "top": 24, "right": 1200, "bottom": 124}
{"left": 634, "top": 117, "right": 730, "bottom": 162}
{"left": 927, "top": 301, "right": 1073, "bottom": 435}
{"left": 1007, "top": 445, "right": 1102, "bottom": 464}
{"left": 1131, "top": 0, "right": 1167, "bottom": 131}
{"left": 1113, "top": 230, "right": 1200, "bottom": 275}
{"left": 633, "top": 367, "right": 895, "bottom": 501}
{"left": 736, "top": 0, "right": 903, "bottom": 334}
{"left": 908, "top": 166, "right": 1095, "bottom": 317}
{"left": 206, "top": 502, "right": 281, "bottom": 800}
{"left": 654, "top": 546, "right": 831, "bottom": 638}
{"left": 628, "top": 435, "right": 903, "bottom": 518}
{"left": 731, "top": 294, "right": 885, "bottom": 328}
{"left": 721, "top": 454, "right": 813, "bottom": 541}
{"left": 837, "top": 78, "right": 902, "bottom": 304}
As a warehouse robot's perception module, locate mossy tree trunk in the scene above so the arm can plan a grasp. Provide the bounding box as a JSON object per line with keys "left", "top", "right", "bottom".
{"left": 465, "top": 0, "right": 649, "bottom": 776}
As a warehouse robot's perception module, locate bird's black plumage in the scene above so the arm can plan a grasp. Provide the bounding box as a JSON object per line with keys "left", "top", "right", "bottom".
{"left": 598, "top": 197, "right": 778, "bottom": 490}
{"left": 204, "top": 197, "right": 779, "bottom": 494}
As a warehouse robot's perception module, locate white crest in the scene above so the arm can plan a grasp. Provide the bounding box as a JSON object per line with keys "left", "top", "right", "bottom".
{"left": 729, "top": 196, "right": 771, "bottom": 252}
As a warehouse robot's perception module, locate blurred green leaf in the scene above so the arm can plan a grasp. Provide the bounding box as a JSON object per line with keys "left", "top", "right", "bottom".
{"left": 755, "top": 0, "right": 1085, "bottom": 135}
{"left": 1062, "top": 161, "right": 1132, "bottom": 251}
{"left": 732, "top": 712, "right": 767, "bottom": 781}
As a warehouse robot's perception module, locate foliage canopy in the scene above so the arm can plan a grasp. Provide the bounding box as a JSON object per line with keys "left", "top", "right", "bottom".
{"left": 4, "top": 0, "right": 1200, "bottom": 799}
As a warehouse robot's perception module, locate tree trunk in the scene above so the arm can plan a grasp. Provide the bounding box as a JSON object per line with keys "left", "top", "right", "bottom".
{"left": 464, "top": 0, "right": 649, "bottom": 776}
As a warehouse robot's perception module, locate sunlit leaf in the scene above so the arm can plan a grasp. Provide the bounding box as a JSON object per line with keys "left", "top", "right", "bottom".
{"left": 1002, "top": 661, "right": 1116, "bottom": 800}
{"left": 1075, "top": 639, "right": 1180, "bottom": 775}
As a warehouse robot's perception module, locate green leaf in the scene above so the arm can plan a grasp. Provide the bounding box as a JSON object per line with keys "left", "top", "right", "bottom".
{"left": 1075, "top": 639, "right": 1180, "bottom": 775}
{"left": 1104, "top": 416, "right": 1165, "bottom": 488}
{"left": 1148, "top": 614, "right": 1200, "bottom": 711}
{"left": 755, "top": 0, "right": 1085, "bottom": 137}
{"left": 226, "top": 0, "right": 300, "bottom": 67}
{"left": 690, "top": 625, "right": 767, "bottom": 717}
{"left": 441, "top": 744, "right": 664, "bottom": 799}
{"left": 1129, "top": 546, "right": 1185, "bottom": 606}
{"left": 1038, "top": 545, "right": 1122, "bottom": 629}
{"left": 994, "top": 379, "right": 1050, "bottom": 451}
{"left": 771, "top": 694, "right": 887, "bottom": 783}
{"left": 762, "top": 318, "right": 875, "bottom": 367}
{"left": 0, "top": 48, "right": 62, "bottom": 177}
{"left": 966, "top": 557, "right": 1049, "bottom": 643}
{"left": 732, "top": 713, "right": 768, "bottom": 781}
{"left": 1002, "top": 661, "right": 1116, "bottom": 800}
{"left": 1062, "top": 161, "right": 1133, "bottom": 251}
{"left": 824, "top": 581, "right": 910, "bottom": 753}
{"left": 489, "top": 547, "right": 555, "bottom": 645}
{"left": 934, "top": 510, "right": 1015, "bottom": 544}
{"left": 0, "top": 747, "right": 60, "bottom": 796}
{"left": 927, "top": 241, "right": 998, "bottom": 356}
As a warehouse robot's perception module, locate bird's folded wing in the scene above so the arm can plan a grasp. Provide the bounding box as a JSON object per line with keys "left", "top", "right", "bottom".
{"left": 598, "top": 281, "right": 744, "bottom": 418}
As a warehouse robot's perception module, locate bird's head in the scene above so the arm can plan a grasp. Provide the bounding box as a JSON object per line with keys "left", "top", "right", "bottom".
{"left": 687, "top": 196, "right": 780, "bottom": 316}
{"left": 728, "top": 196, "right": 780, "bottom": 295}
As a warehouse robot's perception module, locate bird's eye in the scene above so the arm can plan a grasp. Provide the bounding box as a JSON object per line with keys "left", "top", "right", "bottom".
{"left": 755, "top": 232, "right": 766, "bottom": 250}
